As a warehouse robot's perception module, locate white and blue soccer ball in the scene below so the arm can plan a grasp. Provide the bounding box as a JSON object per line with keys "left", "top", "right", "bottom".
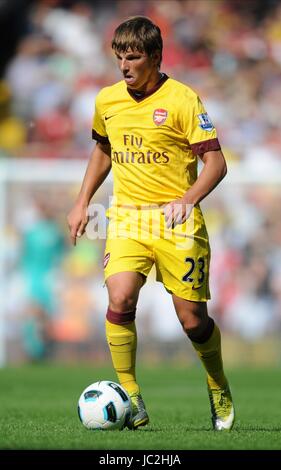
{"left": 78, "top": 380, "right": 131, "bottom": 430}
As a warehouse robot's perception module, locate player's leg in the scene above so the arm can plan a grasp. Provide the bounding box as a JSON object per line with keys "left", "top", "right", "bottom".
{"left": 172, "top": 296, "right": 234, "bottom": 431}
{"left": 154, "top": 210, "right": 234, "bottom": 430}
{"left": 105, "top": 271, "right": 149, "bottom": 429}
{"left": 106, "top": 271, "right": 143, "bottom": 395}
{"left": 104, "top": 211, "right": 156, "bottom": 428}
{"left": 172, "top": 297, "right": 227, "bottom": 389}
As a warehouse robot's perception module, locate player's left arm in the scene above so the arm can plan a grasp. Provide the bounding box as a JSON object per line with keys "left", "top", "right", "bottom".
{"left": 163, "top": 149, "right": 227, "bottom": 228}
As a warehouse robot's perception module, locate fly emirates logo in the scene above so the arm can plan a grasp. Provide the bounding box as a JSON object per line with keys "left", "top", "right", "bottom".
{"left": 111, "top": 134, "right": 169, "bottom": 164}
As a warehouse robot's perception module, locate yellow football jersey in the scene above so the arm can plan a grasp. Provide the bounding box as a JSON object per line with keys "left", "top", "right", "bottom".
{"left": 92, "top": 74, "right": 220, "bottom": 207}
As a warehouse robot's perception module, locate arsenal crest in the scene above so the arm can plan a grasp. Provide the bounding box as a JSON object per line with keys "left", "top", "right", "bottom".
{"left": 153, "top": 108, "right": 168, "bottom": 126}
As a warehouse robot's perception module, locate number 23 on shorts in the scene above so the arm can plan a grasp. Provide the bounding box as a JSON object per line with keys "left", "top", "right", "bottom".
{"left": 182, "top": 257, "right": 205, "bottom": 286}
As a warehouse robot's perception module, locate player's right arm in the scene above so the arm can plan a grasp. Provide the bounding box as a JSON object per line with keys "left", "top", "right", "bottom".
{"left": 67, "top": 142, "right": 111, "bottom": 246}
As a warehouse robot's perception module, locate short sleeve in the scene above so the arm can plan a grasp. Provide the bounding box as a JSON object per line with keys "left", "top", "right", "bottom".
{"left": 92, "top": 93, "right": 109, "bottom": 144}
{"left": 183, "top": 94, "right": 221, "bottom": 156}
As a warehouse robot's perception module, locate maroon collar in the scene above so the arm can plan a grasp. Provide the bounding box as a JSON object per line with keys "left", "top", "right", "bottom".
{"left": 127, "top": 73, "right": 169, "bottom": 102}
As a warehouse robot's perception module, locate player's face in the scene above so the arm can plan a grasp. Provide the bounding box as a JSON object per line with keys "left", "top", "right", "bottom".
{"left": 115, "top": 48, "right": 159, "bottom": 92}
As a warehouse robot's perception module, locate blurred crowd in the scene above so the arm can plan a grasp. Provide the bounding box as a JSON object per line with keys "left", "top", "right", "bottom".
{"left": 1, "top": 0, "right": 281, "bottom": 162}
{"left": 1, "top": 0, "right": 281, "bottom": 363}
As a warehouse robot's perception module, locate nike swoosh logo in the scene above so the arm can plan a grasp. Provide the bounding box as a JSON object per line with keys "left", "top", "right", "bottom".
{"left": 105, "top": 115, "right": 116, "bottom": 120}
{"left": 192, "top": 285, "right": 202, "bottom": 290}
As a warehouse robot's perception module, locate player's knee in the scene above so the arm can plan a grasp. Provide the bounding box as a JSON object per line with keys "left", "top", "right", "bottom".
{"left": 108, "top": 292, "right": 137, "bottom": 313}
{"left": 180, "top": 318, "right": 203, "bottom": 337}
{"left": 178, "top": 309, "right": 208, "bottom": 337}
{"left": 181, "top": 314, "right": 214, "bottom": 343}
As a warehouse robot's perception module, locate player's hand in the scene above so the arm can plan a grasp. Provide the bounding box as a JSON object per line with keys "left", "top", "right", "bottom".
{"left": 162, "top": 197, "right": 193, "bottom": 229}
{"left": 67, "top": 203, "right": 89, "bottom": 246}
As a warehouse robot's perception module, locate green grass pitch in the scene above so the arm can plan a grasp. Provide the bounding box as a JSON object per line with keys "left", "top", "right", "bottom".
{"left": 1, "top": 364, "right": 281, "bottom": 450}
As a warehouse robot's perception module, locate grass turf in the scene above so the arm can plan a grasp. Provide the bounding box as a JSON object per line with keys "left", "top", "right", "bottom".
{"left": 1, "top": 364, "right": 281, "bottom": 450}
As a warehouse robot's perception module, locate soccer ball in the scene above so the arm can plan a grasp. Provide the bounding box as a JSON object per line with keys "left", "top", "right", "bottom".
{"left": 78, "top": 380, "right": 131, "bottom": 430}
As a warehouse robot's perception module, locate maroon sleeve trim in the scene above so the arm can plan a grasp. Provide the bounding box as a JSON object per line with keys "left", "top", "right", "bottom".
{"left": 190, "top": 138, "right": 221, "bottom": 156}
{"left": 92, "top": 129, "right": 109, "bottom": 144}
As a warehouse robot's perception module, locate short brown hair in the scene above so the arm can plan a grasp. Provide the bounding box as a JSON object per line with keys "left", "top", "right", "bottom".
{"left": 111, "top": 16, "right": 163, "bottom": 67}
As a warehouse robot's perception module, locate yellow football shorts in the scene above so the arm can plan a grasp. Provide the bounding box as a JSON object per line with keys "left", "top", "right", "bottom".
{"left": 103, "top": 207, "right": 210, "bottom": 301}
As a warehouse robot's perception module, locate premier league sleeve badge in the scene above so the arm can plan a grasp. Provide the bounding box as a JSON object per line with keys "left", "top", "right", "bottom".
{"left": 197, "top": 113, "right": 214, "bottom": 131}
